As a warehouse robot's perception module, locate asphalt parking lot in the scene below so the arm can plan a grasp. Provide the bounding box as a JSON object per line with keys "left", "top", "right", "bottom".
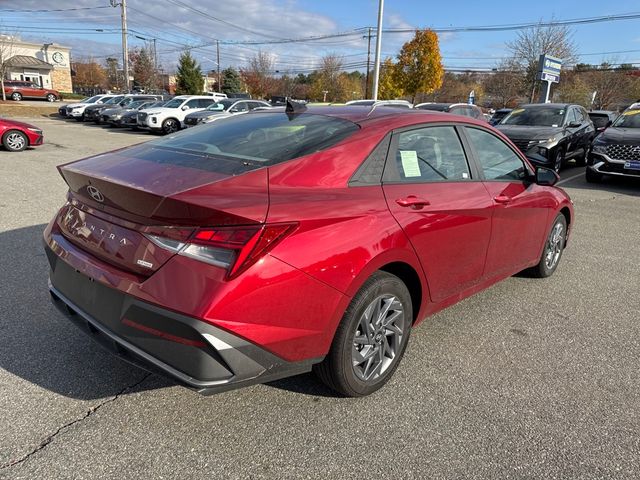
{"left": 1, "top": 118, "right": 639, "bottom": 479}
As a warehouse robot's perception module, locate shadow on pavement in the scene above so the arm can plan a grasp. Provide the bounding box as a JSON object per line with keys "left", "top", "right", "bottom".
{"left": 0, "top": 223, "right": 172, "bottom": 400}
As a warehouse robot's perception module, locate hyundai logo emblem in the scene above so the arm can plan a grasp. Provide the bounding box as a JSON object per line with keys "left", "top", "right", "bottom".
{"left": 86, "top": 185, "right": 105, "bottom": 202}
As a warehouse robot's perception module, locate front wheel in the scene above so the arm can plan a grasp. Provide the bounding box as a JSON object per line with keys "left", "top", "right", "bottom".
{"left": 2, "top": 130, "right": 28, "bottom": 152}
{"left": 161, "top": 118, "right": 179, "bottom": 134}
{"left": 11, "top": 92, "right": 22, "bottom": 101}
{"left": 527, "top": 214, "right": 567, "bottom": 278}
{"left": 314, "top": 271, "right": 412, "bottom": 397}
{"left": 552, "top": 148, "right": 564, "bottom": 173}
{"left": 46, "top": 93, "right": 57, "bottom": 102}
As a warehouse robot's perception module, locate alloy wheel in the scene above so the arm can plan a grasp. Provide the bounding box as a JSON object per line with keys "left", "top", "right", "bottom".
{"left": 545, "top": 222, "right": 564, "bottom": 270}
{"left": 11, "top": 92, "right": 22, "bottom": 101}
{"left": 47, "top": 94, "right": 56, "bottom": 102}
{"left": 5, "top": 132, "right": 26, "bottom": 151}
{"left": 352, "top": 294, "right": 406, "bottom": 382}
{"left": 163, "top": 119, "right": 178, "bottom": 134}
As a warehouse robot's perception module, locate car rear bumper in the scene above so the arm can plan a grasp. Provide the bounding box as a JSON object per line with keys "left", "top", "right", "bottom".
{"left": 47, "top": 246, "right": 320, "bottom": 395}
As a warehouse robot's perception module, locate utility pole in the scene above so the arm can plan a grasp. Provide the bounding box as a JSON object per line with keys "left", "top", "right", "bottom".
{"left": 371, "top": 0, "right": 384, "bottom": 100}
{"left": 111, "top": 0, "right": 129, "bottom": 92}
{"left": 365, "top": 27, "right": 372, "bottom": 99}
{"left": 216, "top": 40, "right": 221, "bottom": 93}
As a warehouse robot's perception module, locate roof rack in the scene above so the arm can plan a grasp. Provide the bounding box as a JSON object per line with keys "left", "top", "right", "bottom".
{"left": 366, "top": 100, "right": 411, "bottom": 116}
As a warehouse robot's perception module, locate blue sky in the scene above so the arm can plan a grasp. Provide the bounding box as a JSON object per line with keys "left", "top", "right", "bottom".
{"left": 2, "top": 0, "right": 640, "bottom": 73}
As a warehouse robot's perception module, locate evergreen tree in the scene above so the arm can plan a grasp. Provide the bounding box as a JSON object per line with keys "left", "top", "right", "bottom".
{"left": 175, "top": 51, "right": 203, "bottom": 95}
{"left": 221, "top": 67, "right": 243, "bottom": 94}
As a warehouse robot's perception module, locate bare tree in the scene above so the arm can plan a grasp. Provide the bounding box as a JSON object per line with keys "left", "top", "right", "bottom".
{"left": 484, "top": 59, "right": 526, "bottom": 107}
{"left": 310, "top": 54, "right": 345, "bottom": 102}
{"left": 0, "top": 32, "right": 17, "bottom": 101}
{"left": 506, "top": 22, "right": 578, "bottom": 101}
{"left": 240, "top": 51, "right": 276, "bottom": 99}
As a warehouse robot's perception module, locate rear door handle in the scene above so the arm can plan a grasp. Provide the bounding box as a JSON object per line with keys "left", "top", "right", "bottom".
{"left": 493, "top": 195, "right": 512, "bottom": 204}
{"left": 396, "top": 196, "right": 430, "bottom": 209}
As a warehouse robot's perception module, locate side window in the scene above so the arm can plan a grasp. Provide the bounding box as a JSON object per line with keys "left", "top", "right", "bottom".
{"left": 184, "top": 99, "right": 200, "bottom": 109}
{"left": 466, "top": 128, "right": 527, "bottom": 181}
{"left": 449, "top": 107, "right": 465, "bottom": 116}
{"left": 565, "top": 108, "right": 578, "bottom": 125}
{"left": 248, "top": 102, "right": 262, "bottom": 110}
{"left": 383, "top": 126, "right": 472, "bottom": 183}
{"left": 232, "top": 102, "right": 249, "bottom": 112}
{"left": 200, "top": 98, "right": 216, "bottom": 108}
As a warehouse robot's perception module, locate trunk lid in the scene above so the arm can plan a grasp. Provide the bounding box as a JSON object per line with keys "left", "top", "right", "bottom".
{"left": 57, "top": 143, "right": 269, "bottom": 274}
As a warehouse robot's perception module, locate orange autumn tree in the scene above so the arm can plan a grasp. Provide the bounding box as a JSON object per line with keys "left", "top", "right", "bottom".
{"left": 394, "top": 29, "right": 444, "bottom": 103}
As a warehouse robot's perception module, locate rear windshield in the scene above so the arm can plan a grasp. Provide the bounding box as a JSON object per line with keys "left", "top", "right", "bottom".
{"left": 149, "top": 112, "right": 359, "bottom": 165}
{"left": 415, "top": 104, "right": 448, "bottom": 111}
{"left": 589, "top": 114, "right": 611, "bottom": 128}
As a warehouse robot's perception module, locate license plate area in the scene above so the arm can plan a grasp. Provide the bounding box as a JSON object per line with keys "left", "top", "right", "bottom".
{"left": 624, "top": 160, "right": 640, "bottom": 170}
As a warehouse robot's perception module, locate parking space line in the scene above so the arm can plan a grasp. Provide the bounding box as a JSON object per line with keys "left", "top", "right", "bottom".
{"left": 557, "top": 172, "right": 584, "bottom": 186}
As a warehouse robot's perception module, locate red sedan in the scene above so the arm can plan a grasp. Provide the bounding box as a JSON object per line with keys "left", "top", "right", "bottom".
{"left": 1, "top": 118, "right": 44, "bottom": 152}
{"left": 44, "top": 104, "right": 573, "bottom": 397}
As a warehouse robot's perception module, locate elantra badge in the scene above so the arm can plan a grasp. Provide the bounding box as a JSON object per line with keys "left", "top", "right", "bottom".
{"left": 86, "top": 185, "right": 104, "bottom": 202}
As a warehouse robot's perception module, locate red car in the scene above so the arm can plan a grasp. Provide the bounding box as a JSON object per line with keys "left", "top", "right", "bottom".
{"left": 1, "top": 118, "right": 44, "bottom": 152}
{"left": 3, "top": 80, "right": 60, "bottom": 102}
{"left": 44, "top": 104, "right": 573, "bottom": 397}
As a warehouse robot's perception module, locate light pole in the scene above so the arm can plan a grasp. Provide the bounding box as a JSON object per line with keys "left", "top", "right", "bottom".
{"left": 364, "top": 28, "right": 372, "bottom": 98}
{"left": 371, "top": 0, "right": 384, "bottom": 100}
{"left": 111, "top": 0, "right": 129, "bottom": 92}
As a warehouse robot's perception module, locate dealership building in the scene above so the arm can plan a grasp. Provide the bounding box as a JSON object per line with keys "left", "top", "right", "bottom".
{"left": 3, "top": 37, "right": 72, "bottom": 92}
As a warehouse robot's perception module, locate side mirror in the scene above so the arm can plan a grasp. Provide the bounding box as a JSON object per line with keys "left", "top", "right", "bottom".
{"left": 567, "top": 121, "right": 581, "bottom": 128}
{"left": 181, "top": 105, "right": 189, "bottom": 111}
{"left": 535, "top": 167, "right": 559, "bottom": 186}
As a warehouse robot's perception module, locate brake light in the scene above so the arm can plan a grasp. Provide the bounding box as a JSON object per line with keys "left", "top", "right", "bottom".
{"left": 145, "top": 224, "right": 296, "bottom": 278}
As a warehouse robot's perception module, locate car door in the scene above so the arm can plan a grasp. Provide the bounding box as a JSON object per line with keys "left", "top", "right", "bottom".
{"left": 27, "top": 82, "right": 45, "bottom": 98}
{"left": 463, "top": 126, "right": 552, "bottom": 278}
{"left": 564, "top": 107, "right": 584, "bottom": 158}
{"left": 382, "top": 124, "right": 494, "bottom": 302}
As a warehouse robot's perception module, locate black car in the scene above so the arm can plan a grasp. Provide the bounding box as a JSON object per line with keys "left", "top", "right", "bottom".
{"left": 588, "top": 110, "right": 619, "bottom": 135}
{"left": 414, "top": 102, "right": 486, "bottom": 121}
{"left": 587, "top": 104, "right": 640, "bottom": 182}
{"left": 84, "top": 95, "right": 161, "bottom": 123}
{"left": 496, "top": 103, "right": 595, "bottom": 172}
{"left": 490, "top": 108, "right": 512, "bottom": 126}
{"left": 119, "top": 101, "right": 167, "bottom": 128}
{"left": 103, "top": 100, "right": 158, "bottom": 127}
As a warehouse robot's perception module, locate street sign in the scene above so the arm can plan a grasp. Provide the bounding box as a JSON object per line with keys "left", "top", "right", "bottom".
{"left": 540, "top": 72, "right": 559, "bottom": 83}
{"left": 537, "top": 54, "right": 562, "bottom": 83}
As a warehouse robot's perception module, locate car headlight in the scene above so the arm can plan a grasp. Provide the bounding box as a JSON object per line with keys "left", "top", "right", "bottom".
{"left": 535, "top": 135, "right": 560, "bottom": 145}
{"left": 27, "top": 128, "right": 42, "bottom": 134}
{"left": 592, "top": 143, "right": 607, "bottom": 154}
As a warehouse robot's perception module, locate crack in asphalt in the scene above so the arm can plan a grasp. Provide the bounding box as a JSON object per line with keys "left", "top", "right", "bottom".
{"left": 0, "top": 373, "right": 151, "bottom": 471}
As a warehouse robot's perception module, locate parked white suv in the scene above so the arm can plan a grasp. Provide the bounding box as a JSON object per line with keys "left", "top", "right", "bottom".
{"left": 136, "top": 95, "right": 218, "bottom": 134}
{"left": 62, "top": 94, "right": 117, "bottom": 121}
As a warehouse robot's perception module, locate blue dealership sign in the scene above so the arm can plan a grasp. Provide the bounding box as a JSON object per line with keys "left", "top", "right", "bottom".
{"left": 537, "top": 54, "right": 562, "bottom": 83}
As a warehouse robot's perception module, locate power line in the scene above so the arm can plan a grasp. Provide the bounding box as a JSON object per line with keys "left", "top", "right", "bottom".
{"left": 0, "top": 5, "right": 111, "bottom": 13}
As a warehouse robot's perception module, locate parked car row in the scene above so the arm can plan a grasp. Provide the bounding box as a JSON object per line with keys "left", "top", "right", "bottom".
{"left": 58, "top": 94, "right": 274, "bottom": 135}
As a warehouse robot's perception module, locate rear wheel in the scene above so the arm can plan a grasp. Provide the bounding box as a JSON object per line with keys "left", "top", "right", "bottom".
{"left": 575, "top": 144, "right": 589, "bottom": 167}
{"left": 46, "top": 93, "right": 57, "bottom": 102}
{"left": 2, "top": 130, "right": 28, "bottom": 152}
{"left": 11, "top": 92, "right": 22, "bottom": 101}
{"left": 527, "top": 214, "right": 567, "bottom": 278}
{"left": 585, "top": 167, "right": 603, "bottom": 183}
{"left": 314, "top": 271, "right": 412, "bottom": 397}
{"left": 161, "top": 118, "right": 179, "bottom": 134}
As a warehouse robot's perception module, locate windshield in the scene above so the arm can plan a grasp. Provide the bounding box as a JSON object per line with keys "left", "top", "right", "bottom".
{"left": 612, "top": 110, "right": 640, "bottom": 128}
{"left": 128, "top": 100, "right": 148, "bottom": 109}
{"left": 415, "top": 104, "right": 448, "bottom": 111}
{"left": 206, "top": 102, "right": 228, "bottom": 111}
{"left": 147, "top": 101, "right": 166, "bottom": 109}
{"left": 85, "top": 96, "right": 102, "bottom": 104}
{"left": 149, "top": 112, "right": 359, "bottom": 165}
{"left": 589, "top": 114, "right": 611, "bottom": 129}
{"left": 163, "top": 98, "right": 185, "bottom": 108}
{"left": 501, "top": 106, "right": 566, "bottom": 127}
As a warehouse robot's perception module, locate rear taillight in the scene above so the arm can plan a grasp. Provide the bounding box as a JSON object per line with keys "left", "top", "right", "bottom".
{"left": 145, "top": 223, "right": 296, "bottom": 278}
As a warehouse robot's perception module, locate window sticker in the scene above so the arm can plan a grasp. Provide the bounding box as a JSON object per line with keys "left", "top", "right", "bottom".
{"left": 400, "top": 150, "right": 421, "bottom": 177}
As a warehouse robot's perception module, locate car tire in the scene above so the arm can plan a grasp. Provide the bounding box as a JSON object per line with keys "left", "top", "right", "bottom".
{"left": 161, "top": 118, "right": 179, "bottom": 134}
{"left": 527, "top": 214, "right": 567, "bottom": 278}
{"left": 575, "top": 144, "right": 589, "bottom": 167}
{"left": 46, "top": 94, "right": 57, "bottom": 102}
{"left": 11, "top": 92, "right": 22, "bottom": 101}
{"left": 552, "top": 148, "right": 564, "bottom": 173}
{"left": 585, "top": 167, "right": 603, "bottom": 183}
{"left": 2, "top": 130, "right": 28, "bottom": 152}
{"left": 314, "top": 271, "right": 412, "bottom": 397}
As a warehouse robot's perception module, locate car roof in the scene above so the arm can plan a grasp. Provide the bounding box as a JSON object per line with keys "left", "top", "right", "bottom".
{"left": 518, "top": 103, "right": 571, "bottom": 109}
{"left": 249, "top": 105, "right": 487, "bottom": 130}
